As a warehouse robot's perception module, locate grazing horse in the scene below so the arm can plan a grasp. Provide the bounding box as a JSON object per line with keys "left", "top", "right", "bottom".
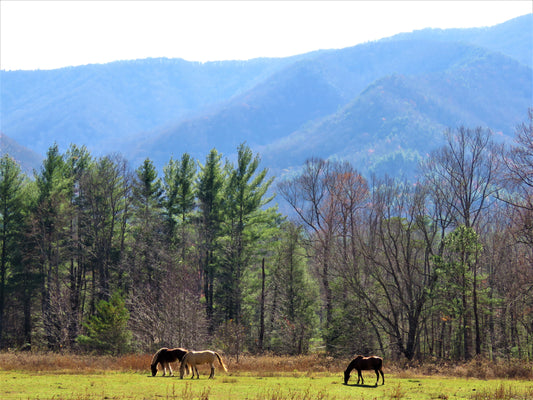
{"left": 180, "top": 350, "right": 228, "bottom": 379}
{"left": 151, "top": 347, "right": 188, "bottom": 376}
{"left": 344, "top": 355, "right": 384, "bottom": 386}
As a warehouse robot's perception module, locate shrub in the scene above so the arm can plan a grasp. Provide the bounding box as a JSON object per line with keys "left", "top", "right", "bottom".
{"left": 76, "top": 292, "right": 132, "bottom": 355}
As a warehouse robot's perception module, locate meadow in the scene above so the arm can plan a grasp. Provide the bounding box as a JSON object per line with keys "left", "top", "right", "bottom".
{"left": 1, "top": 352, "right": 532, "bottom": 400}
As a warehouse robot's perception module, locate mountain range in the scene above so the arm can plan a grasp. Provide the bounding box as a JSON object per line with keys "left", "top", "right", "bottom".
{"left": 1, "top": 14, "right": 531, "bottom": 181}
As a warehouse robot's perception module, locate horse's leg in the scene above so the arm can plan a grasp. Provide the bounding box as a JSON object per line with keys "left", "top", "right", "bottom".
{"left": 356, "top": 370, "right": 361, "bottom": 385}
{"left": 209, "top": 363, "right": 215, "bottom": 379}
{"left": 168, "top": 363, "right": 173, "bottom": 376}
{"left": 380, "top": 369, "right": 385, "bottom": 385}
{"left": 162, "top": 362, "right": 167, "bottom": 377}
{"left": 374, "top": 369, "right": 379, "bottom": 386}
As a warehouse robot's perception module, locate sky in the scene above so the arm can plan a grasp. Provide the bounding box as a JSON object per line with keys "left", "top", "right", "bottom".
{"left": 1, "top": 1, "right": 531, "bottom": 71}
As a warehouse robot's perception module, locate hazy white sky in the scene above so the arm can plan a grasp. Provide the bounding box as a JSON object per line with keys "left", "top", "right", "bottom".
{"left": 1, "top": 1, "right": 531, "bottom": 71}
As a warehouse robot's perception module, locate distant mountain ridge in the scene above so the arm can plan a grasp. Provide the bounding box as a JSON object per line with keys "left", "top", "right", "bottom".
{"left": 259, "top": 51, "right": 530, "bottom": 178}
{"left": 1, "top": 14, "right": 531, "bottom": 180}
{"left": 0, "top": 133, "right": 43, "bottom": 175}
{"left": 384, "top": 13, "right": 533, "bottom": 67}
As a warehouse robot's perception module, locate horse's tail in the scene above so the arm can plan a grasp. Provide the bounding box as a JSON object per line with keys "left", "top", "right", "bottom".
{"left": 215, "top": 352, "right": 228, "bottom": 372}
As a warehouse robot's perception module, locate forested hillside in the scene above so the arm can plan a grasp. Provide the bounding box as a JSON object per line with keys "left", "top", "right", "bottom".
{"left": 1, "top": 112, "right": 532, "bottom": 361}
{"left": 1, "top": 14, "right": 531, "bottom": 361}
{"left": 1, "top": 15, "right": 531, "bottom": 179}
{"left": 258, "top": 49, "right": 531, "bottom": 178}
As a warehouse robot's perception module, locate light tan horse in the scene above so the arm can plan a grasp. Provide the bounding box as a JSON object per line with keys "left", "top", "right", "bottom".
{"left": 179, "top": 350, "right": 228, "bottom": 379}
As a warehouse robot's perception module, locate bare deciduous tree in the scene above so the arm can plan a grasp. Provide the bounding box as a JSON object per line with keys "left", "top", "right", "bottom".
{"left": 421, "top": 126, "right": 499, "bottom": 359}
{"left": 278, "top": 158, "right": 338, "bottom": 352}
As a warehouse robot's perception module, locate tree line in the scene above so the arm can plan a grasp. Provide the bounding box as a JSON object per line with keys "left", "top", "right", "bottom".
{"left": 0, "top": 111, "right": 532, "bottom": 361}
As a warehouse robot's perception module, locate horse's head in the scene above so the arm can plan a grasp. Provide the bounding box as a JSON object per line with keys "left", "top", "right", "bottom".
{"left": 343, "top": 368, "right": 350, "bottom": 384}
{"left": 179, "top": 352, "right": 190, "bottom": 379}
{"left": 151, "top": 363, "right": 158, "bottom": 376}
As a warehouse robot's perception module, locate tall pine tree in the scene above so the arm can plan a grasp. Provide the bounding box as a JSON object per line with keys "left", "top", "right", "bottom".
{"left": 0, "top": 155, "right": 29, "bottom": 348}
{"left": 197, "top": 149, "right": 224, "bottom": 329}
{"left": 217, "top": 144, "right": 273, "bottom": 324}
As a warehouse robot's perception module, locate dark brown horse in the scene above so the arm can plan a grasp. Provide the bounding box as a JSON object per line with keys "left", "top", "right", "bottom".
{"left": 151, "top": 347, "right": 188, "bottom": 376}
{"left": 344, "top": 355, "right": 384, "bottom": 386}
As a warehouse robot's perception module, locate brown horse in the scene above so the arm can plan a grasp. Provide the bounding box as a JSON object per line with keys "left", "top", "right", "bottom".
{"left": 179, "top": 350, "right": 228, "bottom": 379}
{"left": 344, "top": 355, "right": 384, "bottom": 385}
{"left": 151, "top": 347, "right": 188, "bottom": 376}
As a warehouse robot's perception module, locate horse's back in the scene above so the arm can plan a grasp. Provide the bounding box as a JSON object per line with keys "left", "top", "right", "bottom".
{"left": 185, "top": 350, "right": 222, "bottom": 366}
{"left": 169, "top": 348, "right": 187, "bottom": 359}
{"left": 191, "top": 350, "right": 216, "bottom": 358}
{"left": 354, "top": 355, "right": 383, "bottom": 370}
{"left": 366, "top": 355, "right": 382, "bottom": 366}
{"left": 170, "top": 347, "right": 187, "bottom": 352}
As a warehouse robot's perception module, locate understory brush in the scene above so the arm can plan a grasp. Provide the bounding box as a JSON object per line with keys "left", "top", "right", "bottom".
{"left": 1, "top": 351, "right": 532, "bottom": 381}
{"left": 392, "top": 356, "right": 533, "bottom": 380}
{"left": 469, "top": 383, "right": 533, "bottom": 400}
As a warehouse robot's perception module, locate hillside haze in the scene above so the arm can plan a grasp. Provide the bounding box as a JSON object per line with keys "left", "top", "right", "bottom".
{"left": 1, "top": 14, "right": 531, "bottom": 180}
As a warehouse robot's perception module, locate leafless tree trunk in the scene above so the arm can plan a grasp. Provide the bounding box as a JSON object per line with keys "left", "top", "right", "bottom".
{"left": 258, "top": 258, "right": 266, "bottom": 352}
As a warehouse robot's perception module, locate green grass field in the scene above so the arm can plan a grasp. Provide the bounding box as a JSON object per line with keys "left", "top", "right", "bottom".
{"left": 1, "top": 353, "right": 532, "bottom": 400}
{"left": 1, "top": 370, "right": 532, "bottom": 400}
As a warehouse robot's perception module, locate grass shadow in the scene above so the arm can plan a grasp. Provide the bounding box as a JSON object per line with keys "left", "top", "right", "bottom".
{"left": 343, "top": 383, "right": 379, "bottom": 388}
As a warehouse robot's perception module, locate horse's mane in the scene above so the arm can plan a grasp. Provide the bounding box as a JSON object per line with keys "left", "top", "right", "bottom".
{"left": 151, "top": 348, "right": 167, "bottom": 366}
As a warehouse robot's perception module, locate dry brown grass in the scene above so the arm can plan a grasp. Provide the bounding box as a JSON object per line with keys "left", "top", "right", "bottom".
{"left": 1, "top": 351, "right": 532, "bottom": 381}
{"left": 0, "top": 351, "right": 152, "bottom": 374}
{"left": 451, "top": 357, "right": 533, "bottom": 380}
{"left": 224, "top": 353, "right": 339, "bottom": 375}
{"left": 385, "top": 357, "right": 533, "bottom": 380}
{"left": 0, "top": 352, "right": 345, "bottom": 376}
{"left": 470, "top": 383, "right": 533, "bottom": 400}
